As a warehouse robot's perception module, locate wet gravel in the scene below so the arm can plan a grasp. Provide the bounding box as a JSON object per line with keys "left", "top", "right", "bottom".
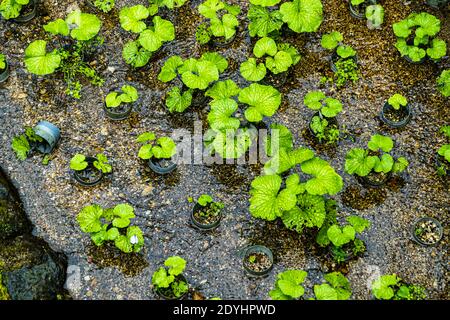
{"left": 0, "top": 0, "right": 449, "bottom": 299}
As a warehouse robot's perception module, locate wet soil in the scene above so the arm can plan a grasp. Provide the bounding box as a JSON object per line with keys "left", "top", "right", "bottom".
{"left": 0, "top": 0, "right": 449, "bottom": 300}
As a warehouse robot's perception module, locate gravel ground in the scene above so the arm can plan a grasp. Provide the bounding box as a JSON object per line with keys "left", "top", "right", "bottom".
{"left": 0, "top": 0, "right": 449, "bottom": 300}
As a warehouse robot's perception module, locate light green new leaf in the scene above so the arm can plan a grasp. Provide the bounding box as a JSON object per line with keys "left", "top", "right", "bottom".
{"left": 207, "top": 98, "right": 240, "bottom": 131}
{"left": 24, "top": 40, "right": 61, "bottom": 76}
{"left": 119, "top": 5, "right": 149, "bottom": 33}
{"left": 158, "top": 56, "right": 184, "bottom": 82}
{"left": 279, "top": 0, "right": 323, "bottom": 33}
{"left": 321, "top": 31, "right": 343, "bottom": 50}
{"left": 205, "top": 80, "right": 240, "bottom": 100}
{"left": 368, "top": 134, "right": 393, "bottom": 152}
{"left": 327, "top": 225, "right": 355, "bottom": 247}
{"left": 346, "top": 216, "right": 370, "bottom": 233}
{"left": 165, "top": 256, "right": 186, "bottom": 276}
{"left": 239, "top": 83, "right": 281, "bottom": 122}
{"left": 66, "top": 11, "right": 102, "bottom": 41}
{"left": 253, "top": 37, "right": 277, "bottom": 58}
{"left": 166, "top": 87, "right": 192, "bottom": 113}
{"left": 44, "top": 19, "right": 69, "bottom": 36}
{"left": 240, "top": 58, "right": 267, "bottom": 82}
{"left": 301, "top": 157, "right": 343, "bottom": 195}
{"left": 344, "top": 148, "right": 377, "bottom": 177}
{"left": 77, "top": 204, "right": 103, "bottom": 233}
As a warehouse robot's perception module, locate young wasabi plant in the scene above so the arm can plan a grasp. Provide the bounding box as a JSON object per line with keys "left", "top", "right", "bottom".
{"left": 92, "top": 0, "right": 115, "bottom": 13}
{"left": 365, "top": 4, "right": 384, "bottom": 29}
{"left": 24, "top": 11, "right": 104, "bottom": 98}
{"left": 237, "top": 83, "right": 282, "bottom": 123}
{"left": 316, "top": 215, "right": 371, "bottom": 263}
{"left": 371, "top": 274, "right": 426, "bottom": 300}
{"left": 393, "top": 12, "right": 447, "bottom": 63}
{"left": 77, "top": 203, "right": 144, "bottom": 253}
{"left": 240, "top": 37, "right": 300, "bottom": 82}
{"left": 158, "top": 53, "right": 228, "bottom": 112}
{"left": 247, "top": 0, "right": 322, "bottom": 38}
{"left": 437, "top": 125, "right": 450, "bottom": 176}
{"left": 105, "top": 85, "right": 138, "bottom": 108}
{"left": 381, "top": 93, "right": 411, "bottom": 127}
{"left": 437, "top": 69, "right": 449, "bottom": 97}
{"left": 321, "top": 32, "right": 359, "bottom": 88}
{"left": 193, "top": 194, "right": 224, "bottom": 226}
{"left": 148, "top": 0, "right": 187, "bottom": 12}
{"left": 70, "top": 153, "right": 112, "bottom": 174}
{"left": 0, "top": 0, "right": 32, "bottom": 20}
{"left": 269, "top": 270, "right": 308, "bottom": 300}
{"left": 152, "top": 256, "right": 189, "bottom": 299}
{"left": 137, "top": 132, "right": 177, "bottom": 161}
{"left": 120, "top": 5, "right": 175, "bottom": 68}
{"left": 345, "top": 134, "right": 409, "bottom": 185}
{"left": 313, "top": 272, "right": 352, "bottom": 300}
{"left": 196, "top": 0, "right": 240, "bottom": 45}
{"left": 387, "top": 94, "right": 408, "bottom": 111}
{"left": 11, "top": 127, "right": 44, "bottom": 161}
{"left": 304, "top": 90, "right": 342, "bottom": 144}
{"left": 0, "top": 53, "right": 6, "bottom": 71}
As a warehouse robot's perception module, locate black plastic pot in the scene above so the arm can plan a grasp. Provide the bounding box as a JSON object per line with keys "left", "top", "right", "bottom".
{"left": 103, "top": 102, "right": 133, "bottom": 120}
{"left": 73, "top": 156, "right": 104, "bottom": 186}
{"left": 348, "top": 0, "right": 377, "bottom": 19}
{"left": 261, "top": 70, "right": 289, "bottom": 89}
{"left": 155, "top": 274, "right": 189, "bottom": 300}
{"left": 33, "top": 120, "right": 61, "bottom": 154}
{"left": 211, "top": 34, "right": 236, "bottom": 48}
{"left": 403, "top": 54, "right": 426, "bottom": 64}
{"left": 308, "top": 112, "right": 340, "bottom": 144}
{"left": 191, "top": 202, "right": 222, "bottom": 230}
{"left": 330, "top": 51, "right": 358, "bottom": 73}
{"left": 148, "top": 157, "right": 177, "bottom": 175}
{"left": 242, "top": 245, "right": 273, "bottom": 277}
{"left": 411, "top": 217, "right": 443, "bottom": 246}
{"left": 426, "top": 0, "right": 449, "bottom": 8}
{"left": 358, "top": 171, "right": 391, "bottom": 188}
{"left": 379, "top": 102, "right": 412, "bottom": 128}
{"left": 12, "top": 0, "right": 37, "bottom": 23}
{"left": 0, "top": 60, "right": 10, "bottom": 83}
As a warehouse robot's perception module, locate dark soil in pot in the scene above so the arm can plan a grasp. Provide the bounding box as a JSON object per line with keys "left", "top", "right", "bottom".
{"left": 261, "top": 70, "right": 289, "bottom": 89}
{"left": 380, "top": 103, "right": 412, "bottom": 128}
{"left": 73, "top": 157, "right": 104, "bottom": 186}
{"left": 12, "top": 0, "right": 37, "bottom": 23}
{"left": 191, "top": 202, "right": 222, "bottom": 230}
{"left": 148, "top": 157, "right": 177, "bottom": 175}
{"left": 412, "top": 217, "right": 443, "bottom": 246}
{"left": 103, "top": 102, "right": 133, "bottom": 121}
{"left": 155, "top": 274, "right": 188, "bottom": 300}
{"left": 358, "top": 170, "right": 391, "bottom": 188}
{"left": 242, "top": 245, "right": 273, "bottom": 276}
{"left": 211, "top": 34, "right": 236, "bottom": 48}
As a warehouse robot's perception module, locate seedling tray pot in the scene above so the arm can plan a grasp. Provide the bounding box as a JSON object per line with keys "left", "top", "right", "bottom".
{"left": 103, "top": 102, "right": 133, "bottom": 121}
{"left": 348, "top": 0, "right": 377, "bottom": 19}
{"left": 379, "top": 102, "right": 412, "bottom": 128}
{"left": 0, "top": 61, "right": 10, "bottom": 83}
{"left": 73, "top": 156, "right": 104, "bottom": 187}
{"left": 330, "top": 51, "right": 358, "bottom": 73}
{"left": 190, "top": 202, "right": 222, "bottom": 230}
{"left": 12, "top": 0, "right": 37, "bottom": 23}
{"left": 411, "top": 217, "right": 443, "bottom": 247}
{"left": 308, "top": 112, "right": 340, "bottom": 144}
{"left": 33, "top": 120, "right": 61, "bottom": 154}
{"left": 155, "top": 274, "right": 188, "bottom": 300}
{"left": 148, "top": 157, "right": 177, "bottom": 175}
{"left": 242, "top": 245, "right": 274, "bottom": 277}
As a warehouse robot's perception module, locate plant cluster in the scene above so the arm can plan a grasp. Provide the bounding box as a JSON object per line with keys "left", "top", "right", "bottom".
{"left": 304, "top": 90, "right": 342, "bottom": 144}
{"left": 269, "top": 270, "right": 352, "bottom": 300}
{"left": 437, "top": 69, "right": 449, "bottom": 97}
{"left": 240, "top": 37, "right": 300, "bottom": 82}
{"left": 204, "top": 81, "right": 281, "bottom": 159}
{"left": 371, "top": 274, "right": 426, "bottom": 300}
{"left": 11, "top": 127, "right": 43, "bottom": 161}
{"left": 70, "top": 153, "right": 112, "bottom": 174}
{"left": 321, "top": 31, "right": 359, "bottom": 88}
{"left": 437, "top": 125, "right": 450, "bottom": 176}
{"left": 105, "top": 85, "right": 138, "bottom": 109}
{"left": 247, "top": 0, "right": 323, "bottom": 37}
{"left": 345, "top": 134, "right": 409, "bottom": 179}
{"left": 364, "top": 3, "right": 384, "bottom": 29}
{"left": 196, "top": 0, "right": 240, "bottom": 45}
{"left": 77, "top": 203, "right": 144, "bottom": 253}
{"left": 158, "top": 52, "right": 228, "bottom": 112}
{"left": 249, "top": 125, "right": 343, "bottom": 236}
{"left": 387, "top": 93, "right": 408, "bottom": 110}
{"left": 119, "top": 4, "right": 177, "bottom": 68}
{"left": 393, "top": 12, "right": 447, "bottom": 62}
{"left": 137, "top": 132, "right": 177, "bottom": 161}
{"left": 24, "top": 11, "right": 105, "bottom": 98}
{"left": 93, "top": 0, "right": 115, "bottom": 13}
{"left": 316, "top": 215, "right": 371, "bottom": 263}
{"left": 195, "top": 194, "right": 224, "bottom": 222}
{"left": 152, "top": 256, "right": 189, "bottom": 299}
{"left": 0, "top": 0, "right": 31, "bottom": 20}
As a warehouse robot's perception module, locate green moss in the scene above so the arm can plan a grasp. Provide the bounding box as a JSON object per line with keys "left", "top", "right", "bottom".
{"left": 0, "top": 272, "right": 10, "bottom": 300}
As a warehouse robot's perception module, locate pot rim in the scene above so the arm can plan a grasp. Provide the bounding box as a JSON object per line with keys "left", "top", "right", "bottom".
{"left": 155, "top": 274, "right": 189, "bottom": 300}
{"left": 148, "top": 157, "right": 177, "bottom": 175}
{"left": 73, "top": 156, "right": 105, "bottom": 186}
{"left": 411, "top": 216, "right": 444, "bottom": 246}
{"left": 242, "top": 245, "right": 274, "bottom": 276}
{"left": 380, "top": 102, "right": 412, "bottom": 128}
{"left": 12, "top": 0, "right": 37, "bottom": 23}
{"left": 191, "top": 202, "right": 222, "bottom": 230}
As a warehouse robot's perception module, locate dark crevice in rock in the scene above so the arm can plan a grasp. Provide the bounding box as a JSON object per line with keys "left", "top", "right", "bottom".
{"left": 0, "top": 167, "right": 69, "bottom": 300}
